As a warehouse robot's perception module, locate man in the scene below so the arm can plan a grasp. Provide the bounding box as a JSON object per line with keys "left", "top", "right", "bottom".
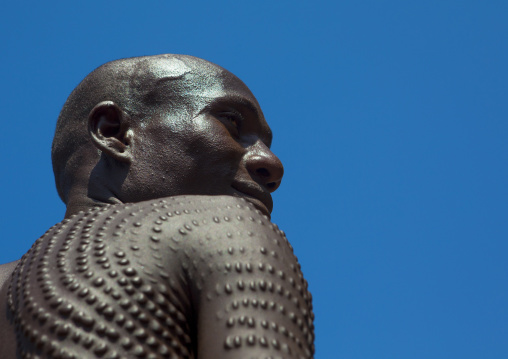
{"left": 0, "top": 55, "right": 314, "bottom": 359}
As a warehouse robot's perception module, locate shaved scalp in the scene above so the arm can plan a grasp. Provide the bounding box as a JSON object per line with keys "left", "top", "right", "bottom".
{"left": 51, "top": 55, "right": 226, "bottom": 204}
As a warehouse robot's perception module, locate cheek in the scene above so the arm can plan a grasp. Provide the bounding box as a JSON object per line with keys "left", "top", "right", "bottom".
{"left": 137, "top": 116, "right": 246, "bottom": 190}
{"left": 185, "top": 119, "right": 246, "bottom": 177}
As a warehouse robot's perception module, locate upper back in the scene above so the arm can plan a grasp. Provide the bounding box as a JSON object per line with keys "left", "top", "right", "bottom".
{"left": 5, "top": 195, "right": 314, "bottom": 359}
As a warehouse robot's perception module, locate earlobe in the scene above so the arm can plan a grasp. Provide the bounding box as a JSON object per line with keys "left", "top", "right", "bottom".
{"left": 88, "top": 101, "right": 133, "bottom": 163}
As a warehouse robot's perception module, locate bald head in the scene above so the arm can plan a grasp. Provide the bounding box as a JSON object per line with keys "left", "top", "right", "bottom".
{"left": 52, "top": 55, "right": 250, "bottom": 203}
{"left": 52, "top": 54, "right": 281, "bottom": 218}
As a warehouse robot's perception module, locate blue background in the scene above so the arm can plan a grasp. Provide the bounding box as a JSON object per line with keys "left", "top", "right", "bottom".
{"left": 1, "top": 1, "right": 507, "bottom": 357}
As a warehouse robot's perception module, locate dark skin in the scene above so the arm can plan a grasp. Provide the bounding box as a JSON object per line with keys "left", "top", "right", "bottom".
{"left": 0, "top": 55, "right": 313, "bottom": 358}
{"left": 62, "top": 56, "right": 282, "bottom": 218}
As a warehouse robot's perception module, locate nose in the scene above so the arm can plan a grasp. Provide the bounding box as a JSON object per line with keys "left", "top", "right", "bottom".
{"left": 245, "top": 141, "right": 284, "bottom": 192}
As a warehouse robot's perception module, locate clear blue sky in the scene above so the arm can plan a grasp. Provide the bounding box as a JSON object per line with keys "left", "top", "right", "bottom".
{"left": 1, "top": 1, "right": 507, "bottom": 358}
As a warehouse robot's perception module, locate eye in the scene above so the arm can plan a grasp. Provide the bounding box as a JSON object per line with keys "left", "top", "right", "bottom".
{"left": 218, "top": 110, "right": 243, "bottom": 131}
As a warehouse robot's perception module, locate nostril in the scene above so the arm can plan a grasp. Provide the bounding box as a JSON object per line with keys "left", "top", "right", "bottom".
{"left": 266, "top": 182, "right": 277, "bottom": 189}
{"left": 256, "top": 168, "right": 270, "bottom": 177}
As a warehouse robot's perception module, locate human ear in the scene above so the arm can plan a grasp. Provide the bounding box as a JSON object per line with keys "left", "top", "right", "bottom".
{"left": 88, "top": 101, "right": 133, "bottom": 163}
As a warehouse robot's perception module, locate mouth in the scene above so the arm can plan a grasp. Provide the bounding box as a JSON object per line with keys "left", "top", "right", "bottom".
{"left": 231, "top": 182, "right": 273, "bottom": 218}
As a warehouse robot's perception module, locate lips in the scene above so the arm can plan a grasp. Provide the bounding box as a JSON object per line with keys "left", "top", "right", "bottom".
{"left": 231, "top": 181, "right": 273, "bottom": 217}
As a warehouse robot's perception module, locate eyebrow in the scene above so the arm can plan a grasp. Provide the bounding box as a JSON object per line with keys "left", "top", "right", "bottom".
{"left": 206, "top": 95, "right": 260, "bottom": 118}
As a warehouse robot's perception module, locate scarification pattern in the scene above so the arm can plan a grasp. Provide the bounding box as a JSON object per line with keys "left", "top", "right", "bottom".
{"left": 8, "top": 195, "right": 314, "bottom": 359}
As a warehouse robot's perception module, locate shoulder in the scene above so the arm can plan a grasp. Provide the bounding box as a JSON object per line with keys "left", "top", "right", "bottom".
{"left": 98, "top": 194, "right": 306, "bottom": 305}
{"left": 115, "top": 195, "right": 294, "bottom": 264}
{"left": 135, "top": 196, "right": 315, "bottom": 358}
{"left": 95, "top": 195, "right": 293, "bottom": 274}
{"left": 105, "top": 194, "right": 286, "bottom": 249}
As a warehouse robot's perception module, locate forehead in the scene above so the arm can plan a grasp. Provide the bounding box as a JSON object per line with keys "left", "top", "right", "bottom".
{"left": 143, "top": 58, "right": 267, "bottom": 122}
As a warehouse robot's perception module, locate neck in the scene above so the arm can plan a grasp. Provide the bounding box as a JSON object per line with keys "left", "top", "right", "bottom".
{"left": 64, "top": 186, "right": 124, "bottom": 219}
{"left": 62, "top": 161, "right": 129, "bottom": 218}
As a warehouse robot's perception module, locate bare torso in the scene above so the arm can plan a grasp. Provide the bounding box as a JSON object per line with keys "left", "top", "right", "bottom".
{"left": 0, "top": 195, "right": 314, "bottom": 358}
